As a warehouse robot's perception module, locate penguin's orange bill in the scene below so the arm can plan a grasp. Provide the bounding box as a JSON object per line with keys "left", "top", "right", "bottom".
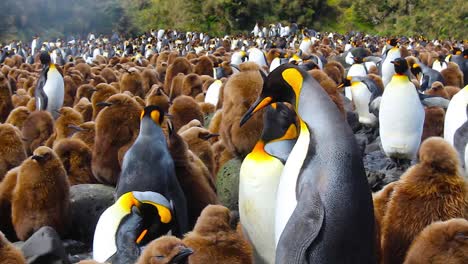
{"left": 136, "top": 229, "right": 148, "bottom": 244}
{"left": 253, "top": 97, "right": 272, "bottom": 114}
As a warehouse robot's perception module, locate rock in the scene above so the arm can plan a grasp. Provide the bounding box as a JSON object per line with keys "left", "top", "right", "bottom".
{"left": 346, "top": 111, "right": 361, "bottom": 132}
{"left": 216, "top": 158, "right": 242, "bottom": 211}
{"left": 62, "top": 239, "right": 89, "bottom": 256}
{"left": 20, "top": 226, "right": 70, "bottom": 264}
{"left": 354, "top": 133, "right": 368, "bottom": 157}
{"left": 69, "top": 184, "right": 115, "bottom": 244}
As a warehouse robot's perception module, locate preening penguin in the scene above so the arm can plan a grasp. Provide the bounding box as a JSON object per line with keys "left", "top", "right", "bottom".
{"left": 35, "top": 52, "right": 64, "bottom": 119}
{"left": 115, "top": 106, "right": 188, "bottom": 236}
{"left": 239, "top": 102, "right": 298, "bottom": 264}
{"left": 240, "top": 64, "right": 375, "bottom": 263}
{"left": 379, "top": 58, "right": 425, "bottom": 160}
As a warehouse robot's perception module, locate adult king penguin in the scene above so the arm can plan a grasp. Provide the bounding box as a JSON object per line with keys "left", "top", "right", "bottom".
{"left": 240, "top": 64, "right": 375, "bottom": 263}
{"left": 380, "top": 58, "right": 425, "bottom": 161}
{"left": 115, "top": 105, "right": 188, "bottom": 238}
{"left": 348, "top": 76, "right": 382, "bottom": 127}
{"left": 239, "top": 102, "right": 298, "bottom": 264}
{"left": 381, "top": 39, "right": 401, "bottom": 87}
{"left": 35, "top": 51, "right": 64, "bottom": 119}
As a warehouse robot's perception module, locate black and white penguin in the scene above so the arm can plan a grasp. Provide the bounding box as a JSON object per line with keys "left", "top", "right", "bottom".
{"left": 381, "top": 39, "right": 401, "bottom": 87}
{"left": 410, "top": 58, "right": 446, "bottom": 91}
{"left": 35, "top": 51, "right": 64, "bottom": 119}
{"left": 348, "top": 76, "right": 382, "bottom": 127}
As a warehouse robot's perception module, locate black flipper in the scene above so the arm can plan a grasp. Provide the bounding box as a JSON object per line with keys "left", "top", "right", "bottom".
{"left": 276, "top": 182, "right": 325, "bottom": 264}
{"left": 418, "top": 93, "right": 450, "bottom": 109}
{"left": 35, "top": 66, "right": 49, "bottom": 110}
{"left": 109, "top": 206, "right": 143, "bottom": 264}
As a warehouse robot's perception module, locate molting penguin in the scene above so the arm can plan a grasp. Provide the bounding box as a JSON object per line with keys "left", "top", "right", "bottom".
{"left": 93, "top": 191, "right": 176, "bottom": 263}
{"left": 240, "top": 64, "right": 375, "bottom": 263}
{"left": 379, "top": 58, "right": 425, "bottom": 160}
{"left": 35, "top": 51, "right": 64, "bottom": 119}
{"left": 115, "top": 106, "right": 188, "bottom": 237}
{"left": 239, "top": 102, "right": 298, "bottom": 264}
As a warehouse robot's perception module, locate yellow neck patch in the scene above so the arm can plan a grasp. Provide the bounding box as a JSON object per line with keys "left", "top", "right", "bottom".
{"left": 248, "top": 140, "right": 270, "bottom": 161}
{"left": 281, "top": 68, "right": 303, "bottom": 109}
{"left": 151, "top": 110, "right": 161, "bottom": 125}
{"left": 118, "top": 192, "right": 140, "bottom": 213}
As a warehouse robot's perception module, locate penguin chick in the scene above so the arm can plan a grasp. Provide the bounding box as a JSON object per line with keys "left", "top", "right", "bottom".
{"left": 169, "top": 95, "right": 204, "bottom": 132}
{"left": 53, "top": 138, "right": 97, "bottom": 185}
{"left": 136, "top": 236, "right": 193, "bottom": 264}
{"left": 12, "top": 146, "right": 70, "bottom": 241}
{"left": 141, "top": 68, "right": 160, "bottom": 94}
{"left": 381, "top": 137, "right": 468, "bottom": 264}
{"left": 169, "top": 73, "right": 185, "bottom": 100}
{"left": 182, "top": 73, "right": 203, "bottom": 98}
{"left": 46, "top": 107, "right": 84, "bottom": 148}
{"left": 178, "top": 119, "right": 203, "bottom": 134}
{"left": 74, "top": 84, "right": 96, "bottom": 105}
{"left": 21, "top": 111, "right": 54, "bottom": 155}
{"left": 0, "top": 124, "right": 27, "bottom": 180}
{"left": 0, "top": 72, "right": 13, "bottom": 122}
{"left": 26, "top": 97, "right": 36, "bottom": 112}
{"left": 164, "top": 57, "right": 192, "bottom": 95}
{"left": 146, "top": 85, "right": 170, "bottom": 113}
{"left": 183, "top": 205, "right": 253, "bottom": 264}
{"left": 194, "top": 56, "right": 214, "bottom": 77}
{"left": 168, "top": 128, "right": 218, "bottom": 228}
{"left": 100, "top": 67, "right": 118, "bottom": 84}
{"left": 0, "top": 231, "right": 26, "bottom": 264}
{"left": 92, "top": 93, "right": 142, "bottom": 185}
{"left": 74, "top": 97, "right": 93, "bottom": 122}
{"left": 0, "top": 167, "right": 20, "bottom": 241}
{"left": 323, "top": 60, "right": 345, "bottom": 85}
{"left": 120, "top": 67, "right": 145, "bottom": 98}
{"left": 403, "top": 218, "right": 468, "bottom": 264}
{"left": 445, "top": 86, "right": 461, "bottom": 99}
{"left": 421, "top": 106, "right": 445, "bottom": 141}
{"left": 208, "top": 110, "right": 223, "bottom": 140}
{"left": 11, "top": 88, "right": 31, "bottom": 107}
{"left": 5, "top": 106, "right": 30, "bottom": 130}
{"left": 63, "top": 75, "right": 77, "bottom": 107}
{"left": 91, "top": 83, "right": 118, "bottom": 120}
{"left": 220, "top": 67, "right": 264, "bottom": 159}
{"left": 180, "top": 126, "right": 217, "bottom": 177}
{"left": 441, "top": 62, "right": 464, "bottom": 88}
{"left": 426, "top": 81, "right": 449, "bottom": 99}
{"left": 198, "top": 102, "right": 216, "bottom": 117}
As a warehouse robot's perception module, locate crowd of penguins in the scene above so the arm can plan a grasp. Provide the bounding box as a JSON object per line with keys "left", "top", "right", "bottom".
{"left": 0, "top": 26, "right": 467, "bottom": 264}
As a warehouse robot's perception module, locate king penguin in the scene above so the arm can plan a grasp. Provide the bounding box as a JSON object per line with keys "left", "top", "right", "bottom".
{"left": 240, "top": 64, "right": 375, "bottom": 263}
{"left": 381, "top": 39, "right": 401, "bottom": 87}
{"left": 248, "top": 47, "right": 268, "bottom": 68}
{"left": 239, "top": 102, "right": 298, "bottom": 264}
{"left": 115, "top": 105, "right": 188, "bottom": 238}
{"left": 348, "top": 76, "right": 382, "bottom": 127}
{"left": 93, "top": 191, "right": 175, "bottom": 263}
{"left": 204, "top": 80, "right": 223, "bottom": 107}
{"left": 380, "top": 58, "right": 425, "bottom": 160}
{"left": 35, "top": 51, "right": 64, "bottom": 119}
{"left": 444, "top": 85, "right": 468, "bottom": 171}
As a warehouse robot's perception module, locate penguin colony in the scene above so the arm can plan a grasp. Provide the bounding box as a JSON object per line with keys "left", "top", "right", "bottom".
{"left": 0, "top": 27, "right": 467, "bottom": 264}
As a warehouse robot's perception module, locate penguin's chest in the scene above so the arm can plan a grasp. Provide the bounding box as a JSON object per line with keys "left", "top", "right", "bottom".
{"left": 351, "top": 83, "right": 376, "bottom": 124}
{"left": 444, "top": 91, "right": 468, "bottom": 145}
{"left": 347, "top": 64, "right": 367, "bottom": 78}
{"left": 204, "top": 81, "right": 222, "bottom": 106}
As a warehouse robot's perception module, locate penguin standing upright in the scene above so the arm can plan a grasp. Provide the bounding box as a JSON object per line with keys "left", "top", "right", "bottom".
{"left": 380, "top": 58, "right": 425, "bottom": 160}
{"left": 248, "top": 47, "right": 268, "bottom": 68}
{"left": 409, "top": 57, "right": 445, "bottom": 91}
{"left": 240, "top": 64, "right": 375, "bottom": 263}
{"left": 35, "top": 51, "right": 64, "bottom": 119}
{"left": 115, "top": 105, "right": 188, "bottom": 238}
{"left": 381, "top": 39, "right": 401, "bottom": 87}
{"left": 349, "top": 76, "right": 383, "bottom": 126}
{"left": 239, "top": 102, "right": 298, "bottom": 264}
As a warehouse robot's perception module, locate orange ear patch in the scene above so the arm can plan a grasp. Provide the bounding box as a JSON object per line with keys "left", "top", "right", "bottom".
{"left": 151, "top": 110, "right": 161, "bottom": 125}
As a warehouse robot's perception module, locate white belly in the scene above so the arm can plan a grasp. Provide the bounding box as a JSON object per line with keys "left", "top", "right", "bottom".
{"left": 269, "top": 58, "right": 281, "bottom": 72}
{"left": 351, "top": 82, "right": 377, "bottom": 125}
{"left": 239, "top": 156, "right": 283, "bottom": 264}
{"left": 381, "top": 49, "right": 401, "bottom": 87}
{"left": 275, "top": 123, "right": 310, "bottom": 245}
{"left": 299, "top": 41, "right": 311, "bottom": 55}
{"left": 379, "top": 77, "right": 424, "bottom": 159}
{"left": 204, "top": 80, "right": 222, "bottom": 106}
{"left": 444, "top": 88, "right": 468, "bottom": 145}
{"left": 45, "top": 69, "right": 64, "bottom": 118}
{"left": 345, "top": 86, "right": 353, "bottom": 101}
{"left": 347, "top": 64, "right": 367, "bottom": 78}
{"left": 248, "top": 49, "right": 267, "bottom": 67}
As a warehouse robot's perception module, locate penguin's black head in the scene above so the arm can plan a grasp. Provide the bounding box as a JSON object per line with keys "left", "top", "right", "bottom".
{"left": 261, "top": 102, "right": 298, "bottom": 143}
{"left": 39, "top": 51, "right": 51, "bottom": 65}
{"left": 141, "top": 105, "right": 165, "bottom": 126}
{"left": 388, "top": 38, "right": 399, "bottom": 47}
{"left": 240, "top": 64, "right": 304, "bottom": 126}
{"left": 391, "top": 58, "right": 409, "bottom": 75}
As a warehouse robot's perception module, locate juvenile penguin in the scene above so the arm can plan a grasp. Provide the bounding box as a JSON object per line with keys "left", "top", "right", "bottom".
{"left": 70, "top": 121, "right": 96, "bottom": 150}
{"left": 381, "top": 137, "right": 468, "bottom": 264}
{"left": 0, "top": 72, "right": 13, "bottom": 122}
{"left": 0, "top": 124, "right": 27, "bottom": 180}
{"left": 183, "top": 205, "right": 253, "bottom": 264}
{"left": 239, "top": 102, "right": 298, "bottom": 264}
{"left": 120, "top": 68, "right": 145, "bottom": 98}
{"left": 115, "top": 106, "right": 188, "bottom": 236}
{"left": 380, "top": 58, "right": 425, "bottom": 160}
{"left": 180, "top": 126, "right": 218, "bottom": 176}
{"left": 21, "top": 110, "right": 54, "bottom": 155}
{"left": 403, "top": 218, "right": 468, "bottom": 264}
{"left": 12, "top": 146, "right": 70, "bottom": 241}
{"left": 35, "top": 52, "right": 64, "bottom": 119}
{"left": 0, "top": 167, "right": 20, "bottom": 241}
{"left": 45, "top": 106, "right": 83, "bottom": 147}
{"left": 240, "top": 64, "right": 375, "bottom": 263}
{"left": 146, "top": 85, "right": 170, "bottom": 113}
{"left": 136, "top": 236, "right": 193, "bottom": 264}
{"left": 168, "top": 95, "right": 204, "bottom": 132}
{"left": 0, "top": 231, "right": 27, "bottom": 264}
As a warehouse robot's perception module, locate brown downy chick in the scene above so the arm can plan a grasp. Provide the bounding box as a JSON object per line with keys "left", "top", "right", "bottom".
{"left": 169, "top": 95, "right": 204, "bottom": 132}
{"left": 21, "top": 111, "right": 54, "bottom": 155}
{"left": 26, "top": 97, "right": 36, "bottom": 112}
{"left": 100, "top": 67, "right": 118, "bottom": 84}
{"left": 46, "top": 107, "right": 84, "bottom": 148}
{"left": 180, "top": 126, "right": 218, "bottom": 177}
{"left": 74, "top": 97, "right": 93, "bottom": 122}
{"left": 136, "top": 236, "right": 193, "bottom": 264}
{"left": 182, "top": 73, "right": 203, "bottom": 98}
{"left": 381, "top": 137, "right": 468, "bottom": 264}
{"left": 183, "top": 205, "right": 253, "bottom": 264}
{"left": 445, "top": 86, "right": 461, "bottom": 99}
{"left": 421, "top": 106, "right": 445, "bottom": 141}
{"left": 403, "top": 218, "right": 468, "bottom": 264}
{"left": 120, "top": 67, "right": 145, "bottom": 98}
{"left": 12, "top": 146, "right": 70, "bottom": 241}
{"left": 194, "top": 56, "right": 214, "bottom": 77}
{"left": 0, "top": 124, "right": 27, "bottom": 180}
{"left": 146, "top": 85, "right": 171, "bottom": 113}
{"left": 53, "top": 138, "right": 97, "bottom": 185}
{"left": 169, "top": 73, "right": 185, "bottom": 101}
{"left": 11, "top": 88, "right": 31, "bottom": 107}
{"left": 0, "top": 72, "right": 13, "bottom": 122}
{"left": 178, "top": 119, "right": 203, "bottom": 134}
{"left": 91, "top": 83, "right": 118, "bottom": 120}
{"left": 323, "top": 61, "right": 345, "bottom": 85}
{"left": 63, "top": 75, "right": 78, "bottom": 107}
{"left": 219, "top": 67, "right": 264, "bottom": 159}
{"left": 92, "top": 93, "right": 142, "bottom": 185}
{"left": 168, "top": 127, "right": 218, "bottom": 229}
{"left": 0, "top": 231, "right": 26, "bottom": 263}
{"left": 70, "top": 121, "right": 96, "bottom": 150}
{"left": 426, "top": 81, "right": 449, "bottom": 99}
{"left": 0, "top": 167, "right": 20, "bottom": 241}
{"left": 5, "top": 106, "right": 30, "bottom": 130}
{"left": 141, "top": 68, "right": 160, "bottom": 95}
{"left": 74, "top": 84, "right": 96, "bottom": 105}
{"left": 164, "top": 57, "right": 192, "bottom": 95}
{"left": 75, "top": 63, "right": 92, "bottom": 80}
{"left": 441, "top": 62, "right": 464, "bottom": 88}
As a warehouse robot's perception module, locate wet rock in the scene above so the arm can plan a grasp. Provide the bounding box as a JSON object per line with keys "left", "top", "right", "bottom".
{"left": 20, "top": 226, "right": 70, "bottom": 264}
{"left": 216, "top": 158, "right": 242, "bottom": 211}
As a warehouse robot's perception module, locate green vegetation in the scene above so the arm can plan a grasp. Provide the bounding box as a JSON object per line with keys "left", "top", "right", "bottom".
{"left": 0, "top": 0, "right": 466, "bottom": 42}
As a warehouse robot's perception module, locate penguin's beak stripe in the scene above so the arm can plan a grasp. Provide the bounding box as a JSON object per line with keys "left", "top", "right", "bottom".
{"left": 240, "top": 97, "right": 272, "bottom": 127}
